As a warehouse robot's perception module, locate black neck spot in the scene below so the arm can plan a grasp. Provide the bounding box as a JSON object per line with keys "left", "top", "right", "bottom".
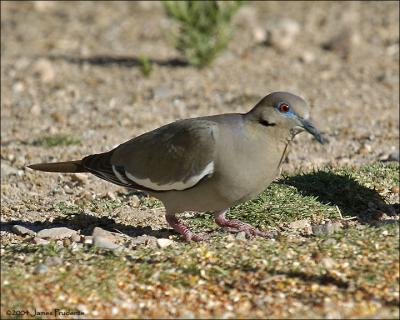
{"left": 259, "top": 120, "right": 276, "bottom": 127}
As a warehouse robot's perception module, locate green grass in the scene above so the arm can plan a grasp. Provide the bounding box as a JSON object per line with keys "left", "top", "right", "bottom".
{"left": 1, "top": 162, "right": 399, "bottom": 318}
{"left": 163, "top": 1, "right": 243, "bottom": 67}
{"left": 138, "top": 55, "right": 153, "bottom": 78}
{"left": 53, "top": 199, "right": 123, "bottom": 217}
{"left": 187, "top": 162, "right": 398, "bottom": 232}
{"left": 31, "top": 134, "right": 80, "bottom": 147}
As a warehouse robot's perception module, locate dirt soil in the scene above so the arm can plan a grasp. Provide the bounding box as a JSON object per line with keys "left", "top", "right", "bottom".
{"left": 0, "top": 1, "right": 399, "bottom": 317}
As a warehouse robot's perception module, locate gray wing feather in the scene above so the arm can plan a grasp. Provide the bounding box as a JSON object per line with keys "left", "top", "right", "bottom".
{"left": 111, "top": 119, "right": 217, "bottom": 189}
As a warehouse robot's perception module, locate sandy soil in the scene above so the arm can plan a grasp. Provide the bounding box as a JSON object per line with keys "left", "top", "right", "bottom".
{"left": 1, "top": 1, "right": 399, "bottom": 232}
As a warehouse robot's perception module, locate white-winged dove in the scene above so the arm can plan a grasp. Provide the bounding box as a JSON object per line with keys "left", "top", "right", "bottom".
{"left": 28, "top": 92, "right": 326, "bottom": 241}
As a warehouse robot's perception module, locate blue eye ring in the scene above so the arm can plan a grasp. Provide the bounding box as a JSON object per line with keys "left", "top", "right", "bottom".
{"left": 277, "top": 102, "right": 291, "bottom": 113}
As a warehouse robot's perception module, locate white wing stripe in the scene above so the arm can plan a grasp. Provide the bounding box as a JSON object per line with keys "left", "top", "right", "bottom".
{"left": 125, "top": 162, "right": 214, "bottom": 191}
{"left": 112, "top": 165, "right": 130, "bottom": 184}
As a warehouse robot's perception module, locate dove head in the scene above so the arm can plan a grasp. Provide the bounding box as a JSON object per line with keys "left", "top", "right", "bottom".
{"left": 247, "top": 91, "right": 327, "bottom": 144}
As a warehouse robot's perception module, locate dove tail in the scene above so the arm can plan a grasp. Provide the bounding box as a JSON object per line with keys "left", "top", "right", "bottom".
{"left": 27, "top": 160, "right": 86, "bottom": 173}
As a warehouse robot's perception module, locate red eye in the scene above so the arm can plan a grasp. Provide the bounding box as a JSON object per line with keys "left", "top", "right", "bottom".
{"left": 279, "top": 103, "right": 290, "bottom": 113}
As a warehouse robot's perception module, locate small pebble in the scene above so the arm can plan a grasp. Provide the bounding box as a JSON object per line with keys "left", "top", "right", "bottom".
{"left": 312, "top": 221, "right": 341, "bottom": 236}
{"left": 321, "top": 257, "right": 336, "bottom": 269}
{"left": 181, "top": 311, "right": 195, "bottom": 319}
{"left": 129, "top": 195, "right": 140, "bottom": 208}
{"left": 34, "top": 1, "right": 56, "bottom": 12}
{"left": 156, "top": 238, "right": 174, "bottom": 248}
{"left": 33, "top": 237, "right": 50, "bottom": 245}
{"left": 30, "top": 104, "right": 42, "bottom": 116}
{"left": 358, "top": 143, "right": 372, "bottom": 155}
{"left": 34, "top": 264, "right": 49, "bottom": 274}
{"left": 131, "top": 235, "right": 157, "bottom": 248}
{"left": 71, "top": 173, "right": 88, "bottom": 186}
{"left": 71, "top": 233, "right": 82, "bottom": 242}
{"left": 322, "top": 29, "right": 357, "bottom": 59}
{"left": 289, "top": 219, "right": 311, "bottom": 230}
{"left": 13, "top": 82, "right": 25, "bottom": 93}
{"left": 45, "top": 256, "right": 63, "bottom": 266}
{"left": 323, "top": 238, "right": 337, "bottom": 246}
{"left": 71, "top": 242, "right": 83, "bottom": 252}
{"left": 252, "top": 27, "right": 266, "bottom": 43}
{"left": 84, "top": 236, "right": 93, "bottom": 245}
{"left": 50, "top": 112, "right": 63, "bottom": 123}
{"left": 391, "top": 186, "right": 399, "bottom": 194}
{"left": 153, "top": 86, "right": 173, "bottom": 100}
{"left": 299, "top": 51, "right": 315, "bottom": 64}
{"left": 1, "top": 163, "right": 19, "bottom": 178}
{"left": 103, "top": 191, "right": 117, "bottom": 200}
{"left": 32, "top": 58, "right": 55, "bottom": 83}
{"left": 235, "top": 231, "right": 247, "bottom": 241}
{"left": 56, "top": 240, "right": 64, "bottom": 247}
{"left": 265, "top": 18, "right": 300, "bottom": 51}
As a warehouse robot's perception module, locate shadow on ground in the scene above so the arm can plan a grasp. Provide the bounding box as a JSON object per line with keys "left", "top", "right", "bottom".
{"left": 47, "top": 54, "right": 188, "bottom": 68}
{"left": 1, "top": 214, "right": 176, "bottom": 239}
{"left": 280, "top": 171, "right": 398, "bottom": 223}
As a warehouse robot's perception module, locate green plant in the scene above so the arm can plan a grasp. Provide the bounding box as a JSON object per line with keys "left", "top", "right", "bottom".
{"left": 163, "top": 1, "right": 243, "bottom": 67}
{"left": 32, "top": 134, "right": 80, "bottom": 147}
{"left": 138, "top": 55, "right": 153, "bottom": 77}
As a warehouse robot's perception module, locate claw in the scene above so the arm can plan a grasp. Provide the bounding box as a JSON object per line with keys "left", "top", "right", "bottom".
{"left": 214, "top": 210, "right": 276, "bottom": 239}
{"left": 166, "top": 213, "right": 208, "bottom": 242}
{"left": 186, "top": 233, "right": 209, "bottom": 242}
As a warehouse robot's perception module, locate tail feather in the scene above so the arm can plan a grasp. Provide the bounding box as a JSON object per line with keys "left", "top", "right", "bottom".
{"left": 27, "top": 160, "right": 85, "bottom": 173}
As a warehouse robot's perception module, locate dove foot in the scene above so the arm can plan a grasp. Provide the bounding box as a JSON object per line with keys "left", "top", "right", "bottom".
{"left": 166, "top": 214, "right": 208, "bottom": 242}
{"left": 214, "top": 210, "right": 276, "bottom": 238}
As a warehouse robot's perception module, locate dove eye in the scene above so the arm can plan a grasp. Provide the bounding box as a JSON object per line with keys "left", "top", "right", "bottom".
{"left": 278, "top": 102, "right": 290, "bottom": 113}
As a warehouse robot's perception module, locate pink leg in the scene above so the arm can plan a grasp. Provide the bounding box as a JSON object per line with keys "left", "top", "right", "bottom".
{"left": 166, "top": 214, "right": 208, "bottom": 242}
{"left": 214, "top": 210, "right": 276, "bottom": 238}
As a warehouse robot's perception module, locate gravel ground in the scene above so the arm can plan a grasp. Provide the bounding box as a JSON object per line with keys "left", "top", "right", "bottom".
{"left": 1, "top": 1, "right": 399, "bottom": 318}
{"left": 2, "top": 1, "right": 399, "bottom": 226}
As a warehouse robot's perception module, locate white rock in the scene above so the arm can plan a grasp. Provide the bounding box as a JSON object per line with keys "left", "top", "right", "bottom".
{"left": 129, "top": 195, "right": 140, "bottom": 208}
{"left": 71, "top": 173, "right": 88, "bottom": 186}
{"left": 91, "top": 227, "right": 120, "bottom": 249}
{"left": 156, "top": 238, "right": 174, "bottom": 248}
{"left": 299, "top": 51, "right": 315, "bottom": 64}
{"left": 45, "top": 256, "right": 63, "bottom": 266}
{"left": 265, "top": 18, "right": 300, "bottom": 51}
{"left": 153, "top": 86, "right": 173, "bottom": 100}
{"left": 321, "top": 257, "right": 336, "bottom": 269}
{"left": 131, "top": 235, "right": 151, "bottom": 246}
{"left": 71, "top": 233, "right": 81, "bottom": 242}
{"left": 289, "top": 219, "right": 312, "bottom": 234}
{"left": 93, "top": 235, "right": 120, "bottom": 250}
{"left": 37, "top": 227, "right": 77, "bottom": 240}
{"left": 34, "top": 237, "right": 50, "bottom": 245}
{"left": 84, "top": 236, "right": 93, "bottom": 245}
{"left": 235, "top": 231, "right": 247, "bottom": 241}
{"left": 33, "top": 59, "right": 55, "bottom": 83}
{"left": 312, "top": 221, "right": 342, "bottom": 236}
{"left": 13, "top": 82, "right": 25, "bottom": 93}
{"left": 30, "top": 104, "right": 42, "bottom": 116}
{"left": 92, "top": 227, "right": 114, "bottom": 238}
{"left": 34, "top": 1, "right": 56, "bottom": 12}
{"left": 1, "top": 163, "right": 19, "bottom": 178}
{"left": 253, "top": 27, "right": 266, "bottom": 43}
{"left": 34, "top": 264, "right": 49, "bottom": 274}
{"left": 12, "top": 225, "right": 36, "bottom": 236}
